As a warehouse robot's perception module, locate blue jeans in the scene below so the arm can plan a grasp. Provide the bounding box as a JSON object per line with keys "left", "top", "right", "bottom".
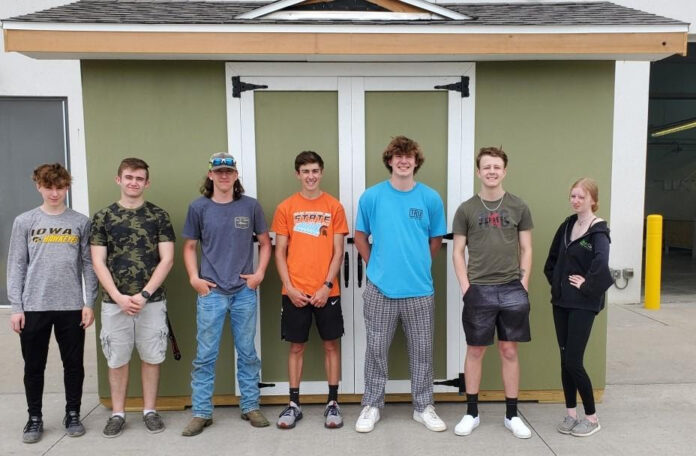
{"left": 191, "top": 287, "right": 261, "bottom": 417}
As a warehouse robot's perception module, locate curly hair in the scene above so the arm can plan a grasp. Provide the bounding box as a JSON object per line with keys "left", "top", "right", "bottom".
{"left": 382, "top": 136, "right": 425, "bottom": 174}
{"left": 32, "top": 163, "right": 71, "bottom": 188}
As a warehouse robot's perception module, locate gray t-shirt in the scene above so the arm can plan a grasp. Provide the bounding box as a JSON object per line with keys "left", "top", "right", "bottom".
{"left": 182, "top": 195, "right": 268, "bottom": 294}
{"left": 6, "top": 207, "right": 98, "bottom": 313}
{"left": 452, "top": 192, "right": 533, "bottom": 284}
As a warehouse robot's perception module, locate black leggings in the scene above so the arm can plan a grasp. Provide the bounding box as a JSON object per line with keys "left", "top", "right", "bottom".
{"left": 20, "top": 310, "right": 85, "bottom": 417}
{"left": 552, "top": 306, "right": 597, "bottom": 415}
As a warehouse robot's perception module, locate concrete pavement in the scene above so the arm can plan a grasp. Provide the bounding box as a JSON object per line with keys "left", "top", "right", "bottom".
{"left": 2, "top": 257, "right": 694, "bottom": 455}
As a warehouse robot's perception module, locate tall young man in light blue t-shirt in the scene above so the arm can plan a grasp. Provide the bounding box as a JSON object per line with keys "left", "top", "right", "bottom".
{"left": 354, "top": 136, "right": 447, "bottom": 433}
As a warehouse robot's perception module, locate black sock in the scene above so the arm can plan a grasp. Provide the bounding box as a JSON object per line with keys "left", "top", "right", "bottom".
{"left": 505, "top": 397, "right": 518, "bottom": 419}
{"left": 328, "top": 384, "right": 339, "bottom": 403}
{"left": 289, "top": 388, "right": 300, "bottom": 406}
{"left": 466, "top": 393, "right": 479, "bottom": 418}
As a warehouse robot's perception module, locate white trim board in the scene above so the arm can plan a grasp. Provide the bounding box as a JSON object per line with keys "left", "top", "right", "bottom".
{"left": 2, "top": 21, "right": 687, "bottom": 35}
{"left": 607, "top": 61, "right": 650, "bottom": 305}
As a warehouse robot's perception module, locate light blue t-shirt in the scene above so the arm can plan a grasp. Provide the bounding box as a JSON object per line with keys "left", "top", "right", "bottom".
{"left": 356, "top": 180, "right": 446, "bottom": 298}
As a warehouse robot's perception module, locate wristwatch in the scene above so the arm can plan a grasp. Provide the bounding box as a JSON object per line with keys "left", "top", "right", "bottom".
{"left": 323, "top": 281, "right": 334, "bottom": 289}
{"left": 141, "top": 290, "right": 151, "bottom": 300}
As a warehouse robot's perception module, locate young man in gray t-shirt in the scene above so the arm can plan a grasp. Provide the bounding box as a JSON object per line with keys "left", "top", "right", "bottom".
{"left": 452, "top": 147, "right": 534, "bottom": 439}
{"left": 7, "top": 163, "right": 98, "bottom": 444}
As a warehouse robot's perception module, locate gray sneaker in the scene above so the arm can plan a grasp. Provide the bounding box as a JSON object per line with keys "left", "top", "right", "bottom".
{"left": 102, "top": 415, "right": 125, "bottom": 438}
{"left": 64, "top": 411, "right": 85, "bottom": 437}
{"left": 324, "top": 401, "right": 343, "bottom": 429}
{"left": 143, "top": 412, "right": 165, "bottom": 434}
{"left": 22, "top": 416, "right": 43, "bottom": 444}
{"left": 570, "top": 418, "right": 601, "bottom": 437}
{"left": 557, "top": 415, "right": 579, "bottom": 434}
{"left": 276, "top": 402, "right": 302, "bottom": 429}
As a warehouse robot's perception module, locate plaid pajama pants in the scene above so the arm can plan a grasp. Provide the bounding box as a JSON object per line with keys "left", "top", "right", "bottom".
{"left": 361, "top": 281, "right": 435, "bottom": 412}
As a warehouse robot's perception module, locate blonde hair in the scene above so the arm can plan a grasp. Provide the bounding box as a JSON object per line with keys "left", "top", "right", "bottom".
{"left": 570, "top": 177, "right": 599, "bottom": 212}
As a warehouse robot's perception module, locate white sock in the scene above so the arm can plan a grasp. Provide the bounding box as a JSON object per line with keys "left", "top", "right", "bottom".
{"left": 143, "top": 409, "right": 156, "bottom": 416}
{"left": 112, "top": 412, "right": 125, "bottom": 418}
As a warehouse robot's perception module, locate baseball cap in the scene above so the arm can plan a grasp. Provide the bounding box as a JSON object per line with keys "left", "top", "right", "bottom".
{"left": 209, "top": 152, "right": 237, "bottom": 171}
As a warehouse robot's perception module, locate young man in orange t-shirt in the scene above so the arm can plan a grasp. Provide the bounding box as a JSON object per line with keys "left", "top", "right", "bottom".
{"left": 271, "top": 151, "right": 348, "bottom": 429}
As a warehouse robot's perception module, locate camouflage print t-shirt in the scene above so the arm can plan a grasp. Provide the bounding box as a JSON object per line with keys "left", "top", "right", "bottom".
{"left": 90, "top": 201, "right": 176, "bottom": 302}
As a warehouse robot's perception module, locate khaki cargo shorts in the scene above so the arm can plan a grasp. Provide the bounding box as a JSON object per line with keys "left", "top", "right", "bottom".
{"left": 100, "top": 300, "right": 168, "bottom": 368}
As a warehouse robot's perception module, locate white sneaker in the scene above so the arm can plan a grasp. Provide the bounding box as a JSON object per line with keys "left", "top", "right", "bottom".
{"left": 504, "top": 416, "right": 532, "bottom": 439}
{"left": 412, "top": 405, "right": 447, "bottom": 432}
{"left": 454, "top": 414, "right": 480, "bottom": 436}
{"left": 355, "top": 406, "right": 380, "bottom": 433}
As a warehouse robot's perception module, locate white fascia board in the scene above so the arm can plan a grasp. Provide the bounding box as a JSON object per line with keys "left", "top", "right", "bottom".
{"left": 1, "top": 20, "right": 688, "bottom": 35}
{"left": 16, "top": 52, "right": 679, "bottom": 62}
{"left": 236, "top": 0, "right": 469, "bottom": 20}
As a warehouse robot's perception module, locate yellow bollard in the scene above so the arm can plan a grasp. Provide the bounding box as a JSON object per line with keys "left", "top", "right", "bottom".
{"left": 644, "top": 214, "right": 662, "bottom": 310}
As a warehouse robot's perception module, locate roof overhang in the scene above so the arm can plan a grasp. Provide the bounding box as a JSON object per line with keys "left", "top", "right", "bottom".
{"left": 2, "top": 21, "right": 688, "bottom": 61}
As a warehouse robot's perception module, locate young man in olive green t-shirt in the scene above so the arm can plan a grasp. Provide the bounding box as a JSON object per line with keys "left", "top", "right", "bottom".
{"left": 452, "top": 147, "right": 533, "bottom": 439}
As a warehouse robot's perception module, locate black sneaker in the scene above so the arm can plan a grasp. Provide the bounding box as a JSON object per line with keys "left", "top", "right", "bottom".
{"left": 102, "top": 415, "right": 125, "bottom": 438}
{"left": 143, "top": 412, "right": 165, "bottom": 434}
{"left": 64, "top": 411, "right": 86, "bottom": 437}
{"left": 23, "top": 416, "right": 43, "bottom": 444}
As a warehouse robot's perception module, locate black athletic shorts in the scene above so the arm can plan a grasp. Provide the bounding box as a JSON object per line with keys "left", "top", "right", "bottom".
{"left": 281, "top": 295, "right": 344, "bottom": 343}
{"left": 462, "top": 280, "right": 531, "bottom": 346}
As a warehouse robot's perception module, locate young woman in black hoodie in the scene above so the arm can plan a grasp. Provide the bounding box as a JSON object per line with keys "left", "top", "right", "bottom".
{"left": 544, "top": 178, "right": 614, "bottom": 438}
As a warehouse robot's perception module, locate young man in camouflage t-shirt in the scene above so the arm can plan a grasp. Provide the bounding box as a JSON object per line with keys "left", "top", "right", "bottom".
{"left": 91, "top": 158, "right": 175, "bottom": 438}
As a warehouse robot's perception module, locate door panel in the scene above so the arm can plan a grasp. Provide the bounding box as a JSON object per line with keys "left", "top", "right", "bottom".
{"left": 254, "top": 91, "right": 340, "bottom": 382}
{"left": 364, "top": 91, "right": 449, "bottom": 380}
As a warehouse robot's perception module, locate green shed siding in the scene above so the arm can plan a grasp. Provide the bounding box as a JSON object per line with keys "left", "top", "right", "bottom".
{"left": 82, "top": 60, "right": 614, "bottom": 399}
{"left": 82, "top": 61, "right": 229, "bottom": 398}
{"left": 475, "top": 61, "right": 614, "bottom": 390}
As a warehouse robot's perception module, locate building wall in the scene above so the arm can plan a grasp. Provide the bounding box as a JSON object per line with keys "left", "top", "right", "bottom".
{"left": 81, "top": 61, "right": 229, "bottom": 397}
{"left": 475, "top": 61, "right": 615, "bottom": 389}
{"left": 0, "top": 0, "right": 88, "bottom": 214}
{"left": 82, "top": 60, "right": 615, "bottom": 396}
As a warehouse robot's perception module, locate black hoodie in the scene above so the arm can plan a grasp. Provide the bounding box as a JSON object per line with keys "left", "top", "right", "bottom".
{"left": 543, "top": 214, "right": 614, "bottom": 313}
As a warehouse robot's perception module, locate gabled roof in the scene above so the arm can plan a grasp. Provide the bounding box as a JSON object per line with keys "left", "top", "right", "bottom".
{"left": 2, "top": 1, "right": 688, "bottom": 61}
{"left": 4, "top": 1, "right": 686, "bottom": 26}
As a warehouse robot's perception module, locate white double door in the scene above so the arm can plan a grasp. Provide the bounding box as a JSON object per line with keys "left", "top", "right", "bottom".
{"left": 225, "top": 63, "right": 475, "bottom": 398}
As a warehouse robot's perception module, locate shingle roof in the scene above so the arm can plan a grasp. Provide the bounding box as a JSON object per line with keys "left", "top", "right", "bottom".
{"left": 4, "top": 1, "right": 687, "bottom": 27}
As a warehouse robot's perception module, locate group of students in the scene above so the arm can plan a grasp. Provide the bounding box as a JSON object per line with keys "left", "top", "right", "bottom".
{"left": 7, "top": 136, "right": 613, "bottom": 444}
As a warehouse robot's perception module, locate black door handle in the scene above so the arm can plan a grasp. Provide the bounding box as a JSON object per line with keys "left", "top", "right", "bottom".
{"left": 357, "top": 253, "right": 363, "bottom": 287}
{"left": 343, "top": 252, "right": 350, "bottom": 288}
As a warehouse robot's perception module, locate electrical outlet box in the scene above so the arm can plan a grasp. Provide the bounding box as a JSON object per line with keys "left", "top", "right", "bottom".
{"left": 622, "top": 268, "right": 634, "bottom": 279}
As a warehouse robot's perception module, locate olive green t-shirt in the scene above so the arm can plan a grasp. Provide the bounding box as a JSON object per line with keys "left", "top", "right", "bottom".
{"left": 452, "top": 192, "right": 533, "bottom": 284}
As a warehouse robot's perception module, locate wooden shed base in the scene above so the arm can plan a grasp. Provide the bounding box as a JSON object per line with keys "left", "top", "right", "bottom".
{"left": 103, "top": 389, "right": 603, "bottom": 411}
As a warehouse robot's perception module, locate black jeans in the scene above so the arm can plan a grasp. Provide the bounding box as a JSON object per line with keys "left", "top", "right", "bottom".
{"left": 20, "top": 310, "right": 85, "bottom": 417}
{"left": 552, "top": 306, "right": 597, "bottom": 415}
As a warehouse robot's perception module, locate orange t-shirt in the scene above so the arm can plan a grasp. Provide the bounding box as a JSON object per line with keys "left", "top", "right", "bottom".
{"left": 271, "top": 192, "right": 349, "bottom": 297}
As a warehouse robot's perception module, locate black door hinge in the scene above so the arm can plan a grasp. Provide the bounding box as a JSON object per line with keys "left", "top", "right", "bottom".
{"left": 434, "top": 76, "right": 469, "bottom": 98}
{"left": 232, "top": 76, "right": 268, "bottom": 98}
